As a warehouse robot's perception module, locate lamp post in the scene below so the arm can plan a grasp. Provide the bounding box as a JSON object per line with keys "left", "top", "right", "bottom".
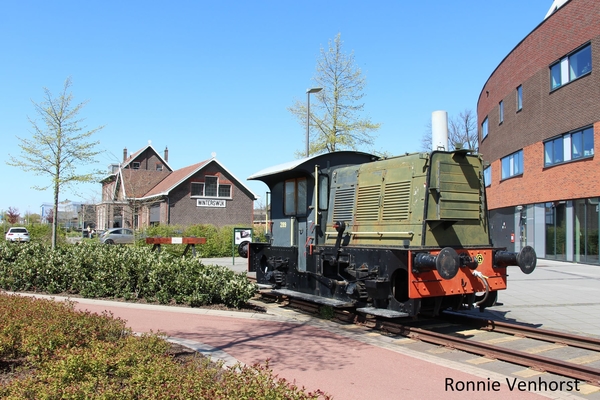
{"left": 306, "top": 87, "right": 323, "bottom": 157}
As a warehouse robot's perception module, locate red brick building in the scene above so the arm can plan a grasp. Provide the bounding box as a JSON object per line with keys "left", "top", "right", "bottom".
{"left": 478, "top": 0, "right": 600, "bottom": 262}
{"left": 97, "top": 143, "right": 256, "bottom": 230}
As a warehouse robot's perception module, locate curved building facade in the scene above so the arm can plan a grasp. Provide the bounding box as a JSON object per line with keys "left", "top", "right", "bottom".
{"left": 478, "top": 0, "right": 600, "bottom": 263}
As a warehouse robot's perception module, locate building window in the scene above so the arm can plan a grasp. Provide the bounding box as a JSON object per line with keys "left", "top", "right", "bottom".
{"left": 483, "top": 166, "right": 491, "bottom": 187}
{"left": 132, "top": 162, "right": 140, "bottom": 170}
{"left": 501, "top": 150, "right": 523, "bottom": 179}
{"left": 218, "top": 185, "right": 231, "bottom": 197}
{"left": 191, "top": 182, "right": 204, "bottom": 197}
{"left": 516, "top": 85, "right": 523, "bottom": 111}
{"left": 499, "top": 101, "right": 504, "bottom": 124}
{"left": 156, "top": 164, "right": 163, "bottom": 171}
{"left": 544, "top": 126, "right": 594, "bottom": 166}
{"left": 284, "top": 178, "right": 307, "bottom": 216}
{"left": 550, "top": 44, "right": 591, "bottom": 90}
{"left": 191, "top": 176, "right": 232, "bottom": 198}
{"left": 481, "top": 117, "right": 488, "bottom": 139}
{"left": 204, "top": 176, "right": 218, "bottom": 197}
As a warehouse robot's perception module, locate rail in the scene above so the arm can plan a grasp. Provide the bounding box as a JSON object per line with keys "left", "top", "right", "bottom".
{"left": 255, "top": 289, "right": 600, "bottom": 386}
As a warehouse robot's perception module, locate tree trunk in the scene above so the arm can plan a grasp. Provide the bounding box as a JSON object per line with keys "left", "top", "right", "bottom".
{"left": 52, "top": 181, "right": 59, "bottom": 249}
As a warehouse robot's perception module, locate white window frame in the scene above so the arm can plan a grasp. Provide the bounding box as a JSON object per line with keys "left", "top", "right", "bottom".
{"left": 481, "top": 117, "right": 488, "bottom": 139}
{"left": 501, "top": 150, "right": 523, "bottom": 180}
{"left": 550, "top": 44, "right": 592, "bottom": 90}
{"left": 544, "top": 126, "right": 594, "bottom": 167}
{"left": 190, "top": 176, "right": 232, "bottom": 199}
{"left": 483, "top": 166, "right": 491, "bottom": 187}
{"left": 191, "top": 182, "right": 204, "bottom": 197}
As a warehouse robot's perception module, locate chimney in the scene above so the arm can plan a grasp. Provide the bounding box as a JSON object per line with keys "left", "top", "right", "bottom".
{"left": 431, "top": 111, "right": 449, "bottom": 151}
{"left": 123, "top": 148, "right": 128, "bottom": 162}
{"left": 164, "top": 146, "right": 169, "bottom": 162}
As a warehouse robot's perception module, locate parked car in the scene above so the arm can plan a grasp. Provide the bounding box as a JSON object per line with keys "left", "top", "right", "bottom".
{"left": 5, "top": 227, "right": 30, "bottom": 242}
{"left": 99, "top": 228, "right": 135, "bottom": 244}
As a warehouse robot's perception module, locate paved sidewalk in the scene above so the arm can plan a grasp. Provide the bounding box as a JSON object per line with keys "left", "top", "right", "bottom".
{"left": 456, "top": 259, "right": 600, "bottom": 338}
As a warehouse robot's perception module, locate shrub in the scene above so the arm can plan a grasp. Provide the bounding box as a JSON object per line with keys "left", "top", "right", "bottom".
{"left": 141, "top": 223, "right": 265, "bottom": 258}
{"left": 0, "top": 294, "right": 128, "bottom": 363}
{"left": 0, "top": 241, "right": 256, "bottom": 308}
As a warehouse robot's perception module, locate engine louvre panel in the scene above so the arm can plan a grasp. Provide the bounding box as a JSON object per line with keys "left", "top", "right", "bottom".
{"left": 356, "top": 184, "right": 380, "bottom": 221}
{"left": 382, "top": 181, "right": 411, "bottom": 221}
{"left": 332, "top": 187, "right": 356, "bottom": 222}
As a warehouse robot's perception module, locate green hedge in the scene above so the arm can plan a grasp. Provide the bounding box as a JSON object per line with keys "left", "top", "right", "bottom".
{"left": 0, "top": 242, "right": 256, "bottom": 308}
{"left": 141, "top": 224, "right": 266, "bottom": 258}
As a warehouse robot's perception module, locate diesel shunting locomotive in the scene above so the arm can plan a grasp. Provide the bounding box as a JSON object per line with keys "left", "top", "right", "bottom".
{"left": 241, "top": 145, "right": 536, "bottom": 318}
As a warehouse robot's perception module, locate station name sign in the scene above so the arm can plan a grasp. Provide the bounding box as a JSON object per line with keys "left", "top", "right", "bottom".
{"left": 197, "top": 199, "right": 226, "bottom": 208}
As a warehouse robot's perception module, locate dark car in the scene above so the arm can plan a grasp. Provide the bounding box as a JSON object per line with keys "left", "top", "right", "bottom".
{"left": 99, "top": 228, "right": 135, "bottom": 244}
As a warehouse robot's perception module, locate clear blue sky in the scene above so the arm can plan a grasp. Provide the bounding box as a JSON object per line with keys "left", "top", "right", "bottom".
{"left": 1, "top": 1, "right": 552, "bottom": 215}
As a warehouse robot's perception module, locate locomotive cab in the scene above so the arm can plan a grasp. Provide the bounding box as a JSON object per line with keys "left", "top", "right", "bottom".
{"left": 246, "top": 151, "right": 377, "bottom": 277}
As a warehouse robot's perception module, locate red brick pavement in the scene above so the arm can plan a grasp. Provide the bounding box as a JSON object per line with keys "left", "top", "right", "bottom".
{"left": 63, "top": 299, "right": 553, "bottom": 400}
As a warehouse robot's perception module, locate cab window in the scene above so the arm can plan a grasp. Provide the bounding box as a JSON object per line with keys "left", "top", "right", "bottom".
{"left": 284, "top": 178, "right": 307, "bottom": 215}
{"left": 318, "top": 174, "right": 329, "bottom": 210}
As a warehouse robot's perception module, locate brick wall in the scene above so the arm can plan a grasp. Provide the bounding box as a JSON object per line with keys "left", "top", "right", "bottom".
{"left": 478, "top": 0, "right": 600, "bottom": 161}
{"left": 168, "top": 163, "right": 254, "bottom": 227}
{"left": 126, "top": 148, "right": 167, "bottom": 172}
{"left": 478, "top": 0, "right": 600, "bottom": 210}
{"left": 486, "top": 121, "right": 600, "bottom": 209}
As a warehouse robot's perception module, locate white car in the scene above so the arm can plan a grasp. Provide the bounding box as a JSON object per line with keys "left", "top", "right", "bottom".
{"left": 99, "top": 228, "right": 135, "bottom": 244}
{"left": 5, "top": 227, "right": 30, "bottom": 242}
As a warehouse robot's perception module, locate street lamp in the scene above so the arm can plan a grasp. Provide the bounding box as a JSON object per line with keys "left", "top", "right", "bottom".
{"left": 306, "top": 87, "right": 323, "bottom": 157}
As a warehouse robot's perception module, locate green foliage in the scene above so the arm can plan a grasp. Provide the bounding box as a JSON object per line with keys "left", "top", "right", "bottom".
{"left": 0, "top": 294, "right": 128, "bottom": 363}
{"left": 288, "top": 33, "right": 380, "bottom": 156}
{"left": 25, "top": 223, "right": 54, "bottom": 244}
{"left": 0, "top": 294, "right": 330, "bottom": 399}
{"left": 6, "top": 77, "right": 104, "bottom": 249}
{"left": 141, "top": 224, "right": 261, "bottom": 258}
{"left": 252, "top": 226, "right": 268, "bottom": 243}
{"left": 318, "top": 305, "right": 334, "bottom": 320}
{"left": 0, "top": 241, "right": 256, "bottom": 308}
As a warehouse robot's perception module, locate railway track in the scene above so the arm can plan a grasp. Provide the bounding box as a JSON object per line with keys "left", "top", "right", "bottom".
{"left": 373, "top": 314, "right": 600, "bottom": 386}
{"left": 254, "top": 288, "right": 600, "bottom": 386}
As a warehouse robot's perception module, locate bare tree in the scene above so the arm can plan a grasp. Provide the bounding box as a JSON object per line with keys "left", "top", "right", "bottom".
{"left": 449, "top": 109, "right": 478, "bottom": 151}
{"left": 7, "top": 77, "right": 104, "bottom": 248}
{"left": 289, "top": 33, "right": 380, "bottom": 156}
{"left": 421, "top": 109, "right": 478, "bottom": 152}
